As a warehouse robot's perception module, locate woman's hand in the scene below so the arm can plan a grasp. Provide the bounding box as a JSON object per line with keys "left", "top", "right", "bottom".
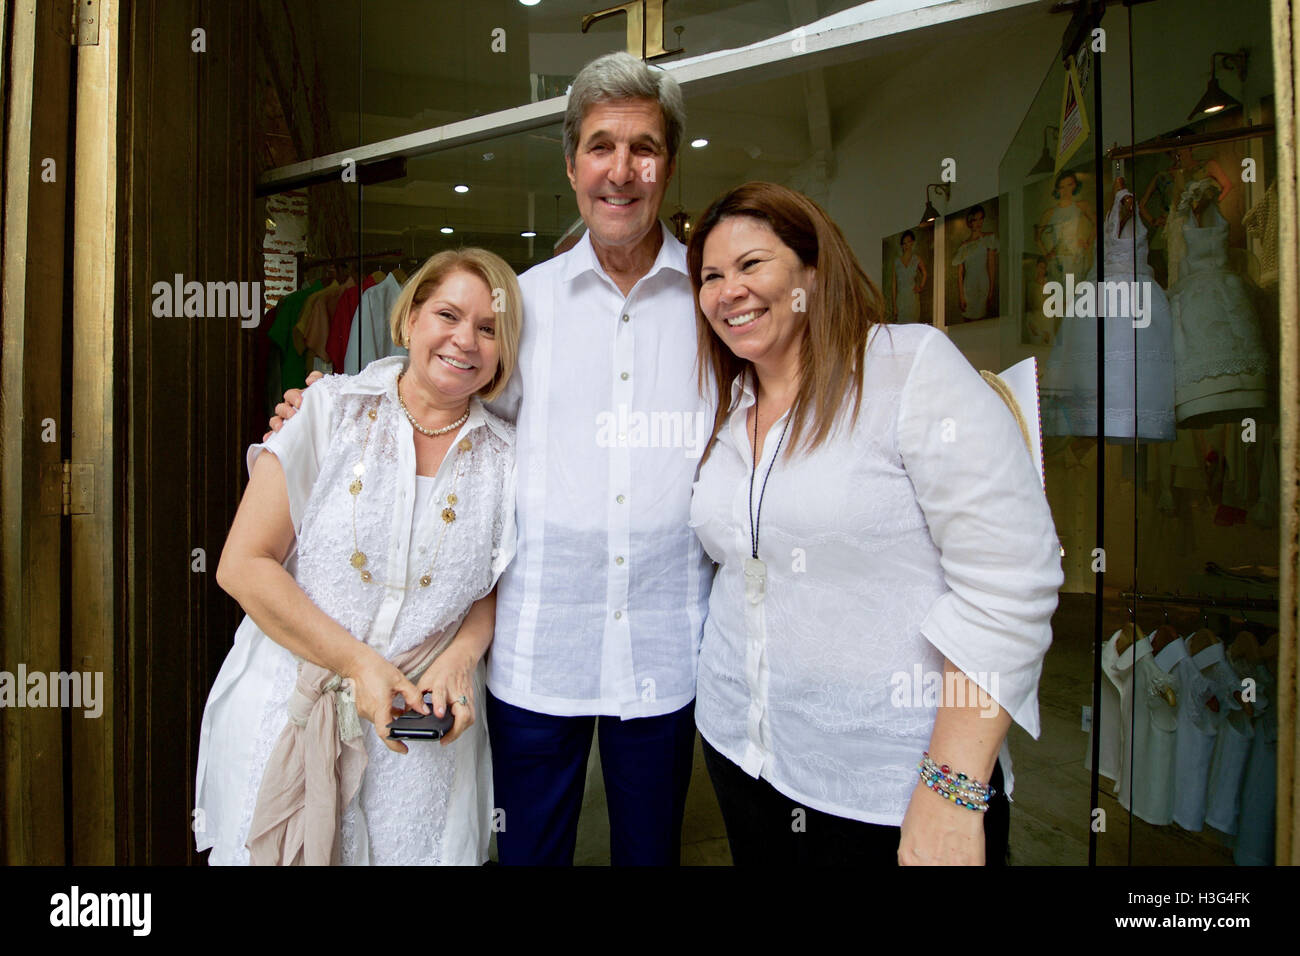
{"left": 343, "top": 644, "right": 426, "bottom": 755}
{"left": 898, "top": 778, "right": 986, "bottom": 865}
{"left": 416, "top": 644, "right": 480, "bottom": 746}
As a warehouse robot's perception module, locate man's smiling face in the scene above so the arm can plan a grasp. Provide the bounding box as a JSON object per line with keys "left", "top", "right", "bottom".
{"left": 565, "top": 97, "right": 675, "bottom": 255}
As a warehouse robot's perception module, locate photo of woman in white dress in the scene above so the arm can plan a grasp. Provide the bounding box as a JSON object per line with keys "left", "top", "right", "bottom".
{"left": 946, "top": 200, "right": 1000, "bottom": 324}
{"left": 882, "top": 226, "right": 932, "bottom": 324}
{"left": 1033, "top": 169, "right": 1095, "bottom": 286}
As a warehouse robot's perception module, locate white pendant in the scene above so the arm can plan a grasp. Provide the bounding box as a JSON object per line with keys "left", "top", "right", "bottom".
{"left": 744, "top": 557, "right": 767, "bottom": 605}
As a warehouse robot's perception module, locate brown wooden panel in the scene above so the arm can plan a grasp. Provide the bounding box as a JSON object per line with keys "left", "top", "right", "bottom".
{"left": 122, "top": 0, "right": 254, "bottom": 864}
{"left": 0, "top": 0, "right": 74, "bottom": 865}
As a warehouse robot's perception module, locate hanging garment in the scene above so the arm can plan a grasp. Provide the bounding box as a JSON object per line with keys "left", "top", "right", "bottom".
{"left": 1234, "top": 664, "right": 1276, "bottom": 865}
{"left": 298, "top": 277, "right": 352, "bottom": 370}
{"left": 1042, "top": 189, "right": 1176, "bottom": 441}
{"left": 950, "top": 231, "right": 997, "bottom": 319}
{"left": 1160, "top": 636, "right": 1219, "bottom": 831}
{"left": 1085, "top": 629, "right": 1125, "bottom": 786}
{"left": 1169, "top": 180, "right": 1269, "bottom": 426}
{"left": 1105, "top": 636, "right": 1178, "bottom": 823}
{"left": 345, "top": 272, "right": 405, "bottom": 374}
{"left": 1241, "top": 182, "right": 1278, "bottom": 288}
{"left": 268, "top": 280, "right": 322, "bottom": 391}
{"left": 326, "top": 274, "right": 376, "bottom": 371}
{"left": 1202, "top": 646, "right": 1255, "bottom": 835}
{"left": 892, "top": 254, "right": 922, "bottom": 323}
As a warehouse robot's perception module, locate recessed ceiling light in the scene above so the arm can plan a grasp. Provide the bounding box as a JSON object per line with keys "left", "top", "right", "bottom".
{"left": 519, "top": 0, "right": 541, "bottom": 6}
{"left": 453, "top": 184, "right": 469, "bottom": 193}
{"left": 440, "top": 226, "right": 454, "bottom": 234}
{"left": 690, "top": 138, "right": 709, "bottom": 148}
{"left": 521, "top": 230, "right": 537, "bottom": 238}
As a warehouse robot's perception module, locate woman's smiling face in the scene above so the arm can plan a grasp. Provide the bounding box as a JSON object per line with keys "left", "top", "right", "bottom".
{"left": 403, "top": 269, "right": 500, "bottom": 403}
{"left": 697, "top": 215, "right": 815, "bottom": 371}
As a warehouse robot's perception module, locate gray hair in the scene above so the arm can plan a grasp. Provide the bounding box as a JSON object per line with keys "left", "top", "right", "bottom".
{"left": 562, "top": 52, "right": 685, "bottom": 167}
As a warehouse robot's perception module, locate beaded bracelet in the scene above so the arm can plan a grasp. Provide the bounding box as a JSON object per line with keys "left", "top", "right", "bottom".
{"left": 917, "top": 752, "right": 995, "bottom": 812}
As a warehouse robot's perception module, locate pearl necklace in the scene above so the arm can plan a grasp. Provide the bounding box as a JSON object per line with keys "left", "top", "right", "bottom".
{"left": 397, "top": 373, "right": 470, "bottom": 436}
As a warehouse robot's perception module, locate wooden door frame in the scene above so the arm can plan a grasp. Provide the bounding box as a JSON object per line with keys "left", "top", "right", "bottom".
{"left": 69, "top": 0, "right": 124, "bottom": 865}
{"left": 1, "top": 0, "right": 75, "bottom": 866}
{"left": 1271, "top": 0, "right": 1299, "bottom": 866}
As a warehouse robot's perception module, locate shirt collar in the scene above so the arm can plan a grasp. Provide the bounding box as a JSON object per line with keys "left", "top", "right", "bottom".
{"left": 561, "top": 221, "right": 688, "bottom": 286}
{"left": 338, "top": 356, "right": 512, "bottom": 444}
{"left": 1191, "top": 639, "right": 1226, "bottom": 669}
{"left": 1154, "top": 635, "right": 1189, "bottom": 671}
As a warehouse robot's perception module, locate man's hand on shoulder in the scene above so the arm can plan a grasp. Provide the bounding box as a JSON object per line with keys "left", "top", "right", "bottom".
{"left": 263, "top": 371, "right": 326, "bottom": 441}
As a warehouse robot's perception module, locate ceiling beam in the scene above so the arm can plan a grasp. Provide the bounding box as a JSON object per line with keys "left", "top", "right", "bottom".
{"left": 257, "top": 0, "right": 1041, "bottom": 195}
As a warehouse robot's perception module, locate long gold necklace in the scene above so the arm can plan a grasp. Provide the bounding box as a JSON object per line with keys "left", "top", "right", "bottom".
{"left": 348, "top": 399, "right": 473, "bottom": 589}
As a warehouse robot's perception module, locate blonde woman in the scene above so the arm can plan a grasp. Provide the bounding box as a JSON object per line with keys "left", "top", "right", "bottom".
{"left": 195, "top": 249, "right": 522, "bottom": 865}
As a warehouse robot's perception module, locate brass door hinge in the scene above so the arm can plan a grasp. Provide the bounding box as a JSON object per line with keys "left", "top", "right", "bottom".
{"left": 73, "top": 0, "right": 101, "bottom": 46}
{"left": 42, "top": 461, "right": 95, "bottom": 515}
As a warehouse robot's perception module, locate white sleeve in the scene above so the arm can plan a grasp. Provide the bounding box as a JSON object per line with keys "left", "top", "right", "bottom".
{"left": 488, "top": 460, "right": 518, "bottom": 590}
{"left": 896, "top": 329, "right": 1063, "bottom": 738}
{"left": 483, "top": 367, "right": 522, "bottom": 423}
{"left": 245, "top": 376, "right": 340, "bottom": 535}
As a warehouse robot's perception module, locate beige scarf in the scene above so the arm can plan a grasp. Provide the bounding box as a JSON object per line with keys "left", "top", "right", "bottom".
{"left": 245, "top": 636, "right": 448, "bottom": 866}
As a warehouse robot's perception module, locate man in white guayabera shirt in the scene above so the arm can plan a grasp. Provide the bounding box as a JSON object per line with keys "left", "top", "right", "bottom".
{"left": 272, "top": 52, "right": 712, "bottom": 865}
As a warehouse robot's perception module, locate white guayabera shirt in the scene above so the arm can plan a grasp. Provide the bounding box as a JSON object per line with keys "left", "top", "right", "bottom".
{"left": 487, "top": 224, "right": 714, "bottom": 718}
{"left": 689, "top": 323, "right": 1063, "bottom": 825}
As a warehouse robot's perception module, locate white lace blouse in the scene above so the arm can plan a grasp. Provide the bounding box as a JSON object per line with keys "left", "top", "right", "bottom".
{"left": 689, "top": 323, "right": 1062, "bottom": 826}
{"left": 195, "top": 356, "right": 516, "bottom": 864}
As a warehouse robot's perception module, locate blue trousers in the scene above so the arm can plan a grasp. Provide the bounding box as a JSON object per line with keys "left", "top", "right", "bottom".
{"left": 486, "top": 689, "right": 696, "bottom": 866}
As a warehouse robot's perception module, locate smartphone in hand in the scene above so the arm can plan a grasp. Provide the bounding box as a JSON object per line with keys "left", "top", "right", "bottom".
{"left": 388, "top": 693, "right": 456, "bottom": 740}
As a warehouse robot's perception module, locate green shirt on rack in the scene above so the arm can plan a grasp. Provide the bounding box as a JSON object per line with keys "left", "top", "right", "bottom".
{"left": 268, "top": 279, "right": 322, "bottom": 391}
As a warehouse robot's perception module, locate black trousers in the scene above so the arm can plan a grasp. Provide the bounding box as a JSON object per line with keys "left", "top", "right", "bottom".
{"left": 702, "top": 737, "right": 1010, "bottom": 865}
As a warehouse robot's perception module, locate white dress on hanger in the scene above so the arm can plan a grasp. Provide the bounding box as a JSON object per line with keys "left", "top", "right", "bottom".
{"left": 1042, "top": 189, "right": 1176, "bottom": 440}
{"left": 1105, "top": 636, "right": 1177, "bottom": 823}
{"left": 1169, "top": 180, "right": 1269, "bottom": 426}
{"left": 194, "top": 358, "right": 517, "bottom": 865}
{"left": 1234, "top": 664, "right": 1276, "bottom": 865}
{"left": 1202, "top": 647, "right": 1256, "bottom": 836}
{"left": 1085, "top": 630, "right": 1124, "bottom": 786}
{"left": 1159, "top": 637, "right": 1218, "bottom": 831}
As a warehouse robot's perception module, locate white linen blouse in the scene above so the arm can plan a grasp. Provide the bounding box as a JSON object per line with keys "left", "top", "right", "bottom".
{"left": 194, "top": 356, "right": 516, "bottom": 864}
{"left": 689, "top": 323, "right": 1062, "bottom": 825}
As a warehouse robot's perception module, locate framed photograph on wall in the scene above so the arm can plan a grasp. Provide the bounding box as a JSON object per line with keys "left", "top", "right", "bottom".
{"left": 944, "top": 198, "right": 1000, "bottom": 326}
{"left": 881, "top": 224, "right": 934, "bottom": 324}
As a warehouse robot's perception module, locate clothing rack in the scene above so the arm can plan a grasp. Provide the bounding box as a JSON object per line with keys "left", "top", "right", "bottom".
{"left": 1105, "top": 123, "right": 1275, "bottom": 161}
{"left": 1119, "top": 591, "right": 1278, "bottom": 613}
{"left": 298, "top": 247, "right": 404, "bottom": 270}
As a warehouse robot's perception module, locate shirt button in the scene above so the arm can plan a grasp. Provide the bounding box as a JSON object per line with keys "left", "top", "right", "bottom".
{"left": 614, "top": 610, "right": 623, "bottom": 620}
{"left": 419, "top": 546, "right": 427, "bottom": 554}
{"left": 615, "top": 556, "right": 625, "bottom": 565}
{"left": 616, "top": 494, "right": 625, "bottom": 504}
{"left": 620, "top": 372, "right": 629, "bottom": 381}
{"left": 621, "top": 314, "right": 630, "bottom": 323}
